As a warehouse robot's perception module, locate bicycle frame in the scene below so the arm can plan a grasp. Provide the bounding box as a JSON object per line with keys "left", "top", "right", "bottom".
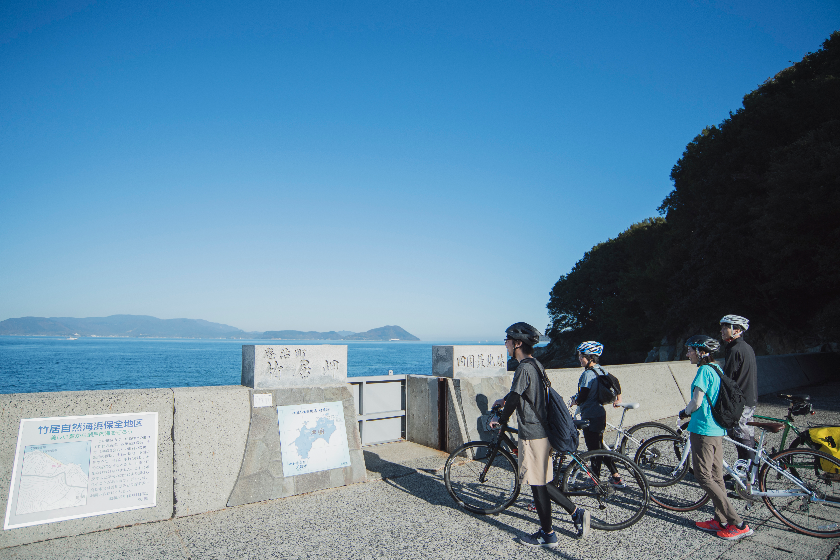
{"left": 667, "top": 429, "right": 819, "bottom": 503}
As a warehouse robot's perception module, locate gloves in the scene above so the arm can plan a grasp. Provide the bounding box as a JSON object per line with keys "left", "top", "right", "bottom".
{"left": 678, "top": 409, "right": 690, "bottom": 420}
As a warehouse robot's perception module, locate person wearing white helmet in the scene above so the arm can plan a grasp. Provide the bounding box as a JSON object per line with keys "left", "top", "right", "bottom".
{"left": 570, "top": 342, "right": 623, "bottom": 487}
{"left": 720, "top": 315, "right": 758, "bottom": 465}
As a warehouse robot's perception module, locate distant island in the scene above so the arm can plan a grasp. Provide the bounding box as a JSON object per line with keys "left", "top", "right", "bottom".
{"left": 0, "top": 315, "right": 420, "bottom": 341}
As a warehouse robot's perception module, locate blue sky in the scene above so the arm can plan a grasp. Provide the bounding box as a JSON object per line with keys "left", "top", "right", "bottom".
{"left": 1, "top": 1, "right": 838, "bottom": 340}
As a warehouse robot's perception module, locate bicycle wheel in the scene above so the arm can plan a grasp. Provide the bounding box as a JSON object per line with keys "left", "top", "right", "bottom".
{"left": 560, "top": 449, "right": 649, "bottom": 530}
{"left": 759, "top": 448, "right": 840, "bottom": 538}
{"left": 619, "top": 421, "right": 678, "bottom": 458}
{"left": 444, "top": 442, "right": 520, "bottom": 515}
{"left": 634, "top": 434, "right": 711, "bottom": 511}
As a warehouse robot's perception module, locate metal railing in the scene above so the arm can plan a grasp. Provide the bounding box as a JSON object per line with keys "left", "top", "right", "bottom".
{"left": 348, "top": 374, "right": 406, "bottom": 446}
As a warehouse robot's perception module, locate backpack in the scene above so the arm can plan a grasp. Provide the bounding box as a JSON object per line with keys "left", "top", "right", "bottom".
{"left": 808, "top": 426, "right": 840, "bottom": 474}
{"left": 592, "top": 366, "right": 622, "bottom": 405}
{"left": 703, "top": 363, "right": 747, "bottom": 430}
{"left": 519, "top": 358, "right": 579, "bottom": 454}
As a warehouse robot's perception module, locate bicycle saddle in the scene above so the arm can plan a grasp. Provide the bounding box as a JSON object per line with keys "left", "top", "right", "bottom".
{"left": 617, "top": 402, "right": 640, "bottom": 409}
{"left": 574, "top": 419, "right": 590, "bottom": 429}
{"left": 747, "top": 421, "right": 785, "bottom": 433}
{"left": 778, "top": 393, "right": 810, "bottom": 402}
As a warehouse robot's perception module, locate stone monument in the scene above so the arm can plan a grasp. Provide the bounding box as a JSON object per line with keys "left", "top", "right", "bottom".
{"left": 432, "top": 345, "right": 508, "bottom": 377}
{"left": 228, "top": 345, "right": 365, "bottom": 507}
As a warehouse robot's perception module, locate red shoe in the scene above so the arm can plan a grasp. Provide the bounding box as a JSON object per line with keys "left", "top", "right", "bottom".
{"left": 717, "top": 523, "right": 754, "bottom": 540}
{"left": 695, "top": 519, "right": 725, "bottom": 532}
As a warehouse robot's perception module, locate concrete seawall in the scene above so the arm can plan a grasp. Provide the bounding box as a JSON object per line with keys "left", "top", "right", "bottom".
{"left": 407, "top": 352, "right": 840, "bottom": 453}
{"left": 1, "top": 351, "right": 836, "bottom": 548}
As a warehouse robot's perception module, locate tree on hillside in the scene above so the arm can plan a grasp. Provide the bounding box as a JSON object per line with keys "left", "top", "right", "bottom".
{"left": 542, "top": 32, "right": 840, "bottom": 366}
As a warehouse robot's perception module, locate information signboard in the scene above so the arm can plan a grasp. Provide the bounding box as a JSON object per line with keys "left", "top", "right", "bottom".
{"left": 276, "top": 401, "right": 351, "bottom": 476}
{"left": 4, "top": 412, "right": 158, "bottom": 530}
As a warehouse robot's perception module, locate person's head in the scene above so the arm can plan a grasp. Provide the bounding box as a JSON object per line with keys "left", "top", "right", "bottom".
{"left": 720, "top": 315, "right": 749, "bottom": 341}
{"left": 685, "top": 335, "right": 720, "bottom": 365}
{"left": 504, "top": 322, "right": 541, "bottom": 358}
{"left": 576, "top": 341, "right": 603, "bottom": 368}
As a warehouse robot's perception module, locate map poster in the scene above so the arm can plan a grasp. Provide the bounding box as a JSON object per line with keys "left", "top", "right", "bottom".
{"left": 276, "top": 401, "right": 351, "bottom": 477}
{"left": 4, "top": 412, "right": 158, "bottom": 530}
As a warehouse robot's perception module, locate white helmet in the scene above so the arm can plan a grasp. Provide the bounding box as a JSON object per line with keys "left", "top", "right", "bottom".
{"left": 720, "top": 315, "right": 749, "bottom": 331}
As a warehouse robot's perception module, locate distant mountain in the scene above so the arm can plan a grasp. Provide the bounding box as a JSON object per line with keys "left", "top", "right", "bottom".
{"left": 259, "top": 330, "right": 348, "bottom": 340}
{"left": 0, "top": 315, "right": 243, "bottom": 338}
{"left": 0, "top": 315, "right": 419, "bottom": 341}
{"left": 343, "top": 325, "right": 420, "bottom": 341}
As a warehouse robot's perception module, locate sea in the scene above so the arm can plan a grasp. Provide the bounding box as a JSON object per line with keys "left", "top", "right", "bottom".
{"left": 0, "top": 336, "right": 508, "bottom": 394}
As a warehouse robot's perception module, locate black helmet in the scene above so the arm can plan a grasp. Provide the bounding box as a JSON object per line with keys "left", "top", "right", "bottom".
{"left": 505, "top": 322, "right": 541, "bottom": 345}
{"left": 685, "top": 335, "right": 720, "bottom": 355}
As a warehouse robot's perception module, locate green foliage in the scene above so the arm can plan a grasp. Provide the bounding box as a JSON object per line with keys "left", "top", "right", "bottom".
{"left": 546, "top": 32, "right": 840, "bottom": 363}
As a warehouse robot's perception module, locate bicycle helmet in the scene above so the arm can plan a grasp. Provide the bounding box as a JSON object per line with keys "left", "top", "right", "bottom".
{"left": 505, "top": 322, "right": 541, "bottom": 345}
{"left": 685, "top": 335, "right": 720, "bottom": 355}
{"left": 576, "top": 341, "right": 604, "bottom": 356}
{"left": 720, "top": 315, "right": 749, "bottom": 331}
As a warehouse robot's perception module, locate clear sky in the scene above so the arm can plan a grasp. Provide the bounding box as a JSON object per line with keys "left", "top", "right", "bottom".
{"left": 1, "top": 1, "right": 838, "bottom": 340}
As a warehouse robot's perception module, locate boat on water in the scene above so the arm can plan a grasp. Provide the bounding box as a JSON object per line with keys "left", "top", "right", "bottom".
{"left": 389, "top": 338, "right": 399, "bottom": 341}
{"left": 66, "top": 337, "right": 78, "bottom": 340}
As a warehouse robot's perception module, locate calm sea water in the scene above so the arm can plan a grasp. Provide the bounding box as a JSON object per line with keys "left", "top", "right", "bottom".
{"left": 0, "top": 337, "right": 503, "bottom": 394}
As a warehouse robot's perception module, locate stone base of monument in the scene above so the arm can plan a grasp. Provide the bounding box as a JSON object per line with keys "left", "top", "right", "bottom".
{"left": 227, "top": 384, "right": 366, "bottom": 507}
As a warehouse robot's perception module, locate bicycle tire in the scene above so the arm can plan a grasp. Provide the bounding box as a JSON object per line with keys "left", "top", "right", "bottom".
{"left": 619, "top": 421, "right": 678, "bottom": 458}
{"left": 634, "top": 434, "right": 711, "bottom": 511}
{"left": 444, "top": 441, "right": 520, "bottom": 515}
{"left": 759, "top": 447, "right": 840, "bottom": 538}
{"left": 560, "top": 449, "right": 649, "bottom": 530}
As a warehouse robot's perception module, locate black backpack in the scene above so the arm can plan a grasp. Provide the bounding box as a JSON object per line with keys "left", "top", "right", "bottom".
{"left": 593, "top": 366, "right": 622, "bottom": 405}
{"left": 704, "top": 363, "right": 746, "bottom": 430}
{"left": 519, "top": 358, "right": 579, "bottom": 454}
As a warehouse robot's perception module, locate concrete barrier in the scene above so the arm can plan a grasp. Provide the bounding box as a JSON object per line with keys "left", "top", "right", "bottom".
{"left": 0, "top": 389, "right": 174, "bottom": 548}
{"left": 407, "top": 353, "right": 838, "bottom": 451}
{"left": 172, "top": 386, "right": 251, "bottom": 518}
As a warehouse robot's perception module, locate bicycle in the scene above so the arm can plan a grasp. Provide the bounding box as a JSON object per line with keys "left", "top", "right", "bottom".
{"left": 598, "top": 401, "right": 678, "bottom": 459}
{"left": 443, "top": 404, "right": 650, "bottom": 531}
{"left": 753, "top": 392, "right": 819, "bottom": 454}
{"left": 633, "top": 420, "right": 840, "bottom": 538}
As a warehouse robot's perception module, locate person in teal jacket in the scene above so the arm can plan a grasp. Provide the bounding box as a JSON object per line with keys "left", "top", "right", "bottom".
{"left": 678, "top": 335, "right": 753, "bottom": 541}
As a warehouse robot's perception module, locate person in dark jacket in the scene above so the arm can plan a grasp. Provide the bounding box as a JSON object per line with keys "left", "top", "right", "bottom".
{"left": 720, "top": 314, "right": 757, "bottom": 463}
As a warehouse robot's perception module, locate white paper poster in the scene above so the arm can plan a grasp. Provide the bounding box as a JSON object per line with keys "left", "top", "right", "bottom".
{"left": 276, "top": 401, "right": 351, "bottom": 476}
{"left": 4, "top": 412, "right": 158, "bottom": 530}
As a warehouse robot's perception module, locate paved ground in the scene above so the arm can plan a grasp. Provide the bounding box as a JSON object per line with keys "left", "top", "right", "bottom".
{"left": 2, "top": 381, "right": 840, "bottom": 560}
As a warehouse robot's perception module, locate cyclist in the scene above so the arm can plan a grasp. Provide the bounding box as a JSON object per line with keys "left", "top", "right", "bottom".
{"left": 570, "top": 342, "right": 624, "bottom": 487}
{"left": 678, "top": 335, "right": 753, "bottom": 541}
{"left": 489, "top": 322, "right": 591, "bottom": 546}
{"left": 720, "top": 315, "right": 758, "bottom": 465}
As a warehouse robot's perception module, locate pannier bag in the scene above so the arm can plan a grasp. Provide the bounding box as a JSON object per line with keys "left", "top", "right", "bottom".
{"left": 808, "top": 426, "right": 840, "bottom": 474}
{"left": 519, "top": 358, "right": 579, "bottom": 454}
{"left": 594, "top": 366, "right": 622, "bottom": 405}
{"left": 704, "top": 363, "right": 747, "bottom": 430}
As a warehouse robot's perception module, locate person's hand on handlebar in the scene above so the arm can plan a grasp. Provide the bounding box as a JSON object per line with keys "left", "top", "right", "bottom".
{"left": 678, "top": 409, "right": 690, "bottom": 420}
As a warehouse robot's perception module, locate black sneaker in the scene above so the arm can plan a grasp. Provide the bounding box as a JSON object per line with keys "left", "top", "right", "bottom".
{"left": 519, "top": 529, "right": 558, "bottom": 548}
{"left": 572, "top": 508, "right": 591, "bottom": 539}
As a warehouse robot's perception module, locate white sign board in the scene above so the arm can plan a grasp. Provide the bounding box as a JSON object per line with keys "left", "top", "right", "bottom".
{"left": 276, "top": 401, "right": 351, "bottom": 476}
{"left": 4, "top": 412, "right": 158, "bottom": 530}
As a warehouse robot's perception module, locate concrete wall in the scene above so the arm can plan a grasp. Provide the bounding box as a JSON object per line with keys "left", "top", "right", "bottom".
{"left": 0, "top": 389, "right": 174, "bottom": 549}
{"left": 406, "top": 352, "right": 839, "bottom": 450}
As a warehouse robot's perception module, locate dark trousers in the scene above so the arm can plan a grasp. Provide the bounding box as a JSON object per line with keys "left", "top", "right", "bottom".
{"left": 582, "top": 416, "right": 619, "bottom": 478}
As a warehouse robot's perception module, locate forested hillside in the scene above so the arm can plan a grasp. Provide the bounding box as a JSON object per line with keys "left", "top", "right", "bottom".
{"left": 540, "top": 32, "right": 840, "bottom": 367}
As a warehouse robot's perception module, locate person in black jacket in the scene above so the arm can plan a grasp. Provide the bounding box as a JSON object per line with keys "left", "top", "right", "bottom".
{"left": 720, "top": 315, "right": 757, "bottom": 464}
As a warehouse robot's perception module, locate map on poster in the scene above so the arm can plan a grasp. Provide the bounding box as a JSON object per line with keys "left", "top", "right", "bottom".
{"left": 4, "top": 412, "right": 158, "bottom": 530}
{"left": 276, "top": 401, "right": 351, "bottom": 476}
